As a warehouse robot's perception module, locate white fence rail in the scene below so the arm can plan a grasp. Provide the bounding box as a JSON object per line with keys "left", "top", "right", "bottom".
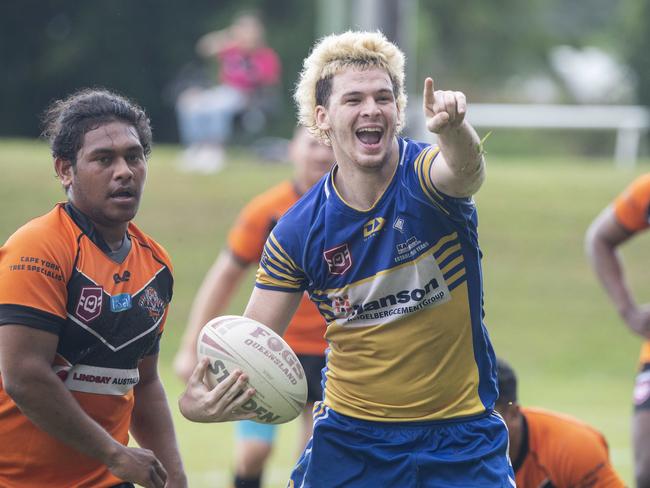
{"left": 407, "top": 100, "right": 650, "bottom": 167}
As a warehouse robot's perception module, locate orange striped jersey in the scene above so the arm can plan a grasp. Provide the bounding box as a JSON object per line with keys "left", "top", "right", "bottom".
{"left": 0, "top": 203, "right": 173, "bottom": 488}
{"left": 613, "top": 173, "right": 650, "bottom": 364}
{"left": 514, "top": 407, "right": 625, "bottom": 488}
{"left": 227, "top": 180, "right": 327, "bottom": 355}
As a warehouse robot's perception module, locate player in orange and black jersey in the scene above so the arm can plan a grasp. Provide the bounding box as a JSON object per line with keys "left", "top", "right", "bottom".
{"left": 587, "top": 173, "right": 650, "bottom": 487}
{"left": 496, "top": 358, "right": 625, "bottom": 488}
{"left": 173, "top": 126, "right": 333, "bottom": 488}
{"left": 0, "top": 89, "right": 249, "bottom": 488}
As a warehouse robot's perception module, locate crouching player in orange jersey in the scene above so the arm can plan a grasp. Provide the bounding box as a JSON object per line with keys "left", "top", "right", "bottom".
{"left": 496, "top": 358, "right": 625, "bottom": 488}
{"left": 173, "top": 126, "right": 334, "bottom": 488}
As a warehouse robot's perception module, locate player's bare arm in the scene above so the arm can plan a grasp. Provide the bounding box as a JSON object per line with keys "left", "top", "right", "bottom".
{"left": 424, "top": 77, "right": 485, "bottom": 197}
{"left": 243, "top": 286, "right": 303, "bottom": 336}
{"left": 586, "top": 206, "right": 650, "bottom": 338}
{"left": 174, "top": 250, "right": 248, "bottom": 381}
{"left": 131, "top": 355, "right": 187, "bottom": 487}
{"left": 0, "top": 325, "right": 166, "bottom": 488}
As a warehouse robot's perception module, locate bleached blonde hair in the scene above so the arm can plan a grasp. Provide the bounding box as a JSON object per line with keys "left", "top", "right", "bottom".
{"left": 294, "top": 31, "right": 407, "bottom": 144}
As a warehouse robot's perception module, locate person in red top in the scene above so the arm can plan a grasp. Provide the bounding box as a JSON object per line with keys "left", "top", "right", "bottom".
{"left": 197, "top": 12, "right": 281, "bottom": 94}
{"left": 586, "top": 173, "right": 650, "bottom": 487}
{"left": 496, "top": 358, "right": 625, "bottom": 488}
{"left": 176, "top": 11, "right": 281, "bottom": 173}
{"left": 173, "top": 125, "right": 333, "bottom": 488}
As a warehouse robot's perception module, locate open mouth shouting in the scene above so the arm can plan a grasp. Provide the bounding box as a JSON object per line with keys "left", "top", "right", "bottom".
{"left": 356, "top": 126, "right": 384, "bottom": 150}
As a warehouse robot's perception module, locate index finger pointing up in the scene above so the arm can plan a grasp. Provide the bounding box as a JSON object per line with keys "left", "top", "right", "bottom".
{"left": 423, "top": 77, "right": 434, "bottom": 110}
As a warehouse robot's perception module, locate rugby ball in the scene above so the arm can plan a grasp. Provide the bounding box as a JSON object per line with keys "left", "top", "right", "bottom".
{"left": 197, "top": 315, "right": 308, "bottom": 424}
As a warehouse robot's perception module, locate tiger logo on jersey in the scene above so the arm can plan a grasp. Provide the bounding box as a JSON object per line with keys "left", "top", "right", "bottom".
{"left": 139, "top": 286, "right": 165, "bottom": 319}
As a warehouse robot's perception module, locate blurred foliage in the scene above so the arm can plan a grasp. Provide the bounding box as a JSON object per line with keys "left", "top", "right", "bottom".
{"left": 627, "top": 0, "right": 650, "bottom": 106}
{"left": 418, "top": 0, "right": 639, "bottom": 100}
{"left": 0, "top": 0, "right": 648, "bottom": 142}
{"left": 0, "top": 0, "right": 315, "bottom": 142}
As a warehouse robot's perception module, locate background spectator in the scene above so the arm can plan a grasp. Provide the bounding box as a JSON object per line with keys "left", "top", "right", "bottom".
{"left": 176, "top": 11, "right": 281, "bottom": 173}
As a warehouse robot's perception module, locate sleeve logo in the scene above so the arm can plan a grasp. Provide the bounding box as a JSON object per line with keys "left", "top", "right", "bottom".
{"left": 323, "top": 243, "right": 352, "bottom": 275}
{"left": 75, "top": 286, "right": 104, "bottom": 323}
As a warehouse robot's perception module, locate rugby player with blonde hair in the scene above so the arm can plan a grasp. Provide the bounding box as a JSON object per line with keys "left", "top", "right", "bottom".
{"left": 180, "top": 30, "right": 513, "bottom": 487}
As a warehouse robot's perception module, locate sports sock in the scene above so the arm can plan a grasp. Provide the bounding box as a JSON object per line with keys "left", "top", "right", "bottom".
{"left": 234, "top": 475, "right": 261, "bottom": 488}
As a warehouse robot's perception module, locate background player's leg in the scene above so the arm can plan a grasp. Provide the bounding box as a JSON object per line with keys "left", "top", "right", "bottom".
{"left": 233, "top": 421, "right": 276, "bottom": 488}
{"left": 633, "top": 410, "right": 650, "bottom": 487}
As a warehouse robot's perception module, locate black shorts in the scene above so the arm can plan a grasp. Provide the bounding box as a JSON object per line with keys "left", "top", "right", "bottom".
{"left": 634, "top": 362, "right": 650, "bottom": 411}
{"left": 297, "top": 354, "right": 325, "bottom": 404}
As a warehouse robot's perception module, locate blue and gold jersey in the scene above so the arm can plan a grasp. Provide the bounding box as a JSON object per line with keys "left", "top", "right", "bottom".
{"left": 256, "top": 137, "right": 497, "bottom": 422}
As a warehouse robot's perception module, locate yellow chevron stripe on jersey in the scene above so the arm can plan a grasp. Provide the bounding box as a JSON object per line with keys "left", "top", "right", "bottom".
{"left": 259, "top": 238, "right": 304, "bottom": 289}
{"left": 436, "top": 243, "right": 462, "bottom": 264}
{"left": 262, "top": 249, "right": 294, "bottom": 277}
{"left": 441, "top": 255, "right": 464, "bottom": 274}
{"left": 261, "top": 263, "right": 303, "bottom": 286}
{"left": 447, "top": 269, "right": 467, "bottom": 288}
{"left": 430, "top": 231, "right": 458, "bottom": 254}
{"left": 267, "top": 233, "right": 301, "bottom": 272}
{"left": 317, "top": 302, "right": 334, "bottom": 313}
{"left": 422, "top": 148, "right": 442, "bottom": 199}
{"left": 415, "top": 147, "right": 449, "bottom": 215}
{"left": 256, "top": 269, "right": 302, "bottom": 290}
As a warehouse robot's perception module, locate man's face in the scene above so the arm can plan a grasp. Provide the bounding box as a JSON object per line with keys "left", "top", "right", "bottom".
{"left": 315, "top": 66, "right": 399, "bottom": 171}
{"left": 60, "top": 121, "right": 147, "bottom": 230}
{"left": 290, "top": 128, "right": 334, "bottom": 189}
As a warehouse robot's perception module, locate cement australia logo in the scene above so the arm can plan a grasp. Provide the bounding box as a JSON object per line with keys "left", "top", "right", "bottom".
{"left": 76, "top": 286, "right": 103, "bottom": 323}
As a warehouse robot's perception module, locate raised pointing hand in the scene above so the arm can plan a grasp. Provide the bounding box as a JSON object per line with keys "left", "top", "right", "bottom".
{"left": 423, "top": 77, "right": 467, "bottom": 134}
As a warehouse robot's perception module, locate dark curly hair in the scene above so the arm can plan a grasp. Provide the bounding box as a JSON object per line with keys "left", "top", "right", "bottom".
{"left": 496, "top": 357, "right": 518, "bottom": 405}
{"left": 42, "top": 88, "right": 152, "bottom": 164}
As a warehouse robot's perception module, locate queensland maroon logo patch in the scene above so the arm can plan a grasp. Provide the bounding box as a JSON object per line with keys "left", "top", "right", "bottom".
{"left": 76, "top": 286, "right": 103, "bottom": 323}
{"left": 323, "top": 243, "right": 352, "bottom": 275}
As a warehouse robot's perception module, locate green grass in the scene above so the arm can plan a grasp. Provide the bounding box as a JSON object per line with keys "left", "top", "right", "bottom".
{"left": 1, "top": 138, "right": 648, "bottom": 486}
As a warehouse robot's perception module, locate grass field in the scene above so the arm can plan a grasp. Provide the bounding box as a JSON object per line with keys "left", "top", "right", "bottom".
{"left": 1, "top": 137, "right": 649, "bottom": 487}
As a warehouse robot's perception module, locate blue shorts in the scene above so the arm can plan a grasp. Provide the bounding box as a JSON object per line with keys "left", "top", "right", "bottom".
{"left": 289, "top": 405, "right": 514, "bottom": 488}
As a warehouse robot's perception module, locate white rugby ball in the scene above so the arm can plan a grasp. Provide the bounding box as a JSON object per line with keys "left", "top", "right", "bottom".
{"left": 197, "top": 315, "right": 308, "bottom": 424}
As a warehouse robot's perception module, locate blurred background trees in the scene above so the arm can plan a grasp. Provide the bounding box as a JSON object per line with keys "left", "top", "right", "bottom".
{"left": 1, "top": 0, "right": 647, "bottom": 142}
